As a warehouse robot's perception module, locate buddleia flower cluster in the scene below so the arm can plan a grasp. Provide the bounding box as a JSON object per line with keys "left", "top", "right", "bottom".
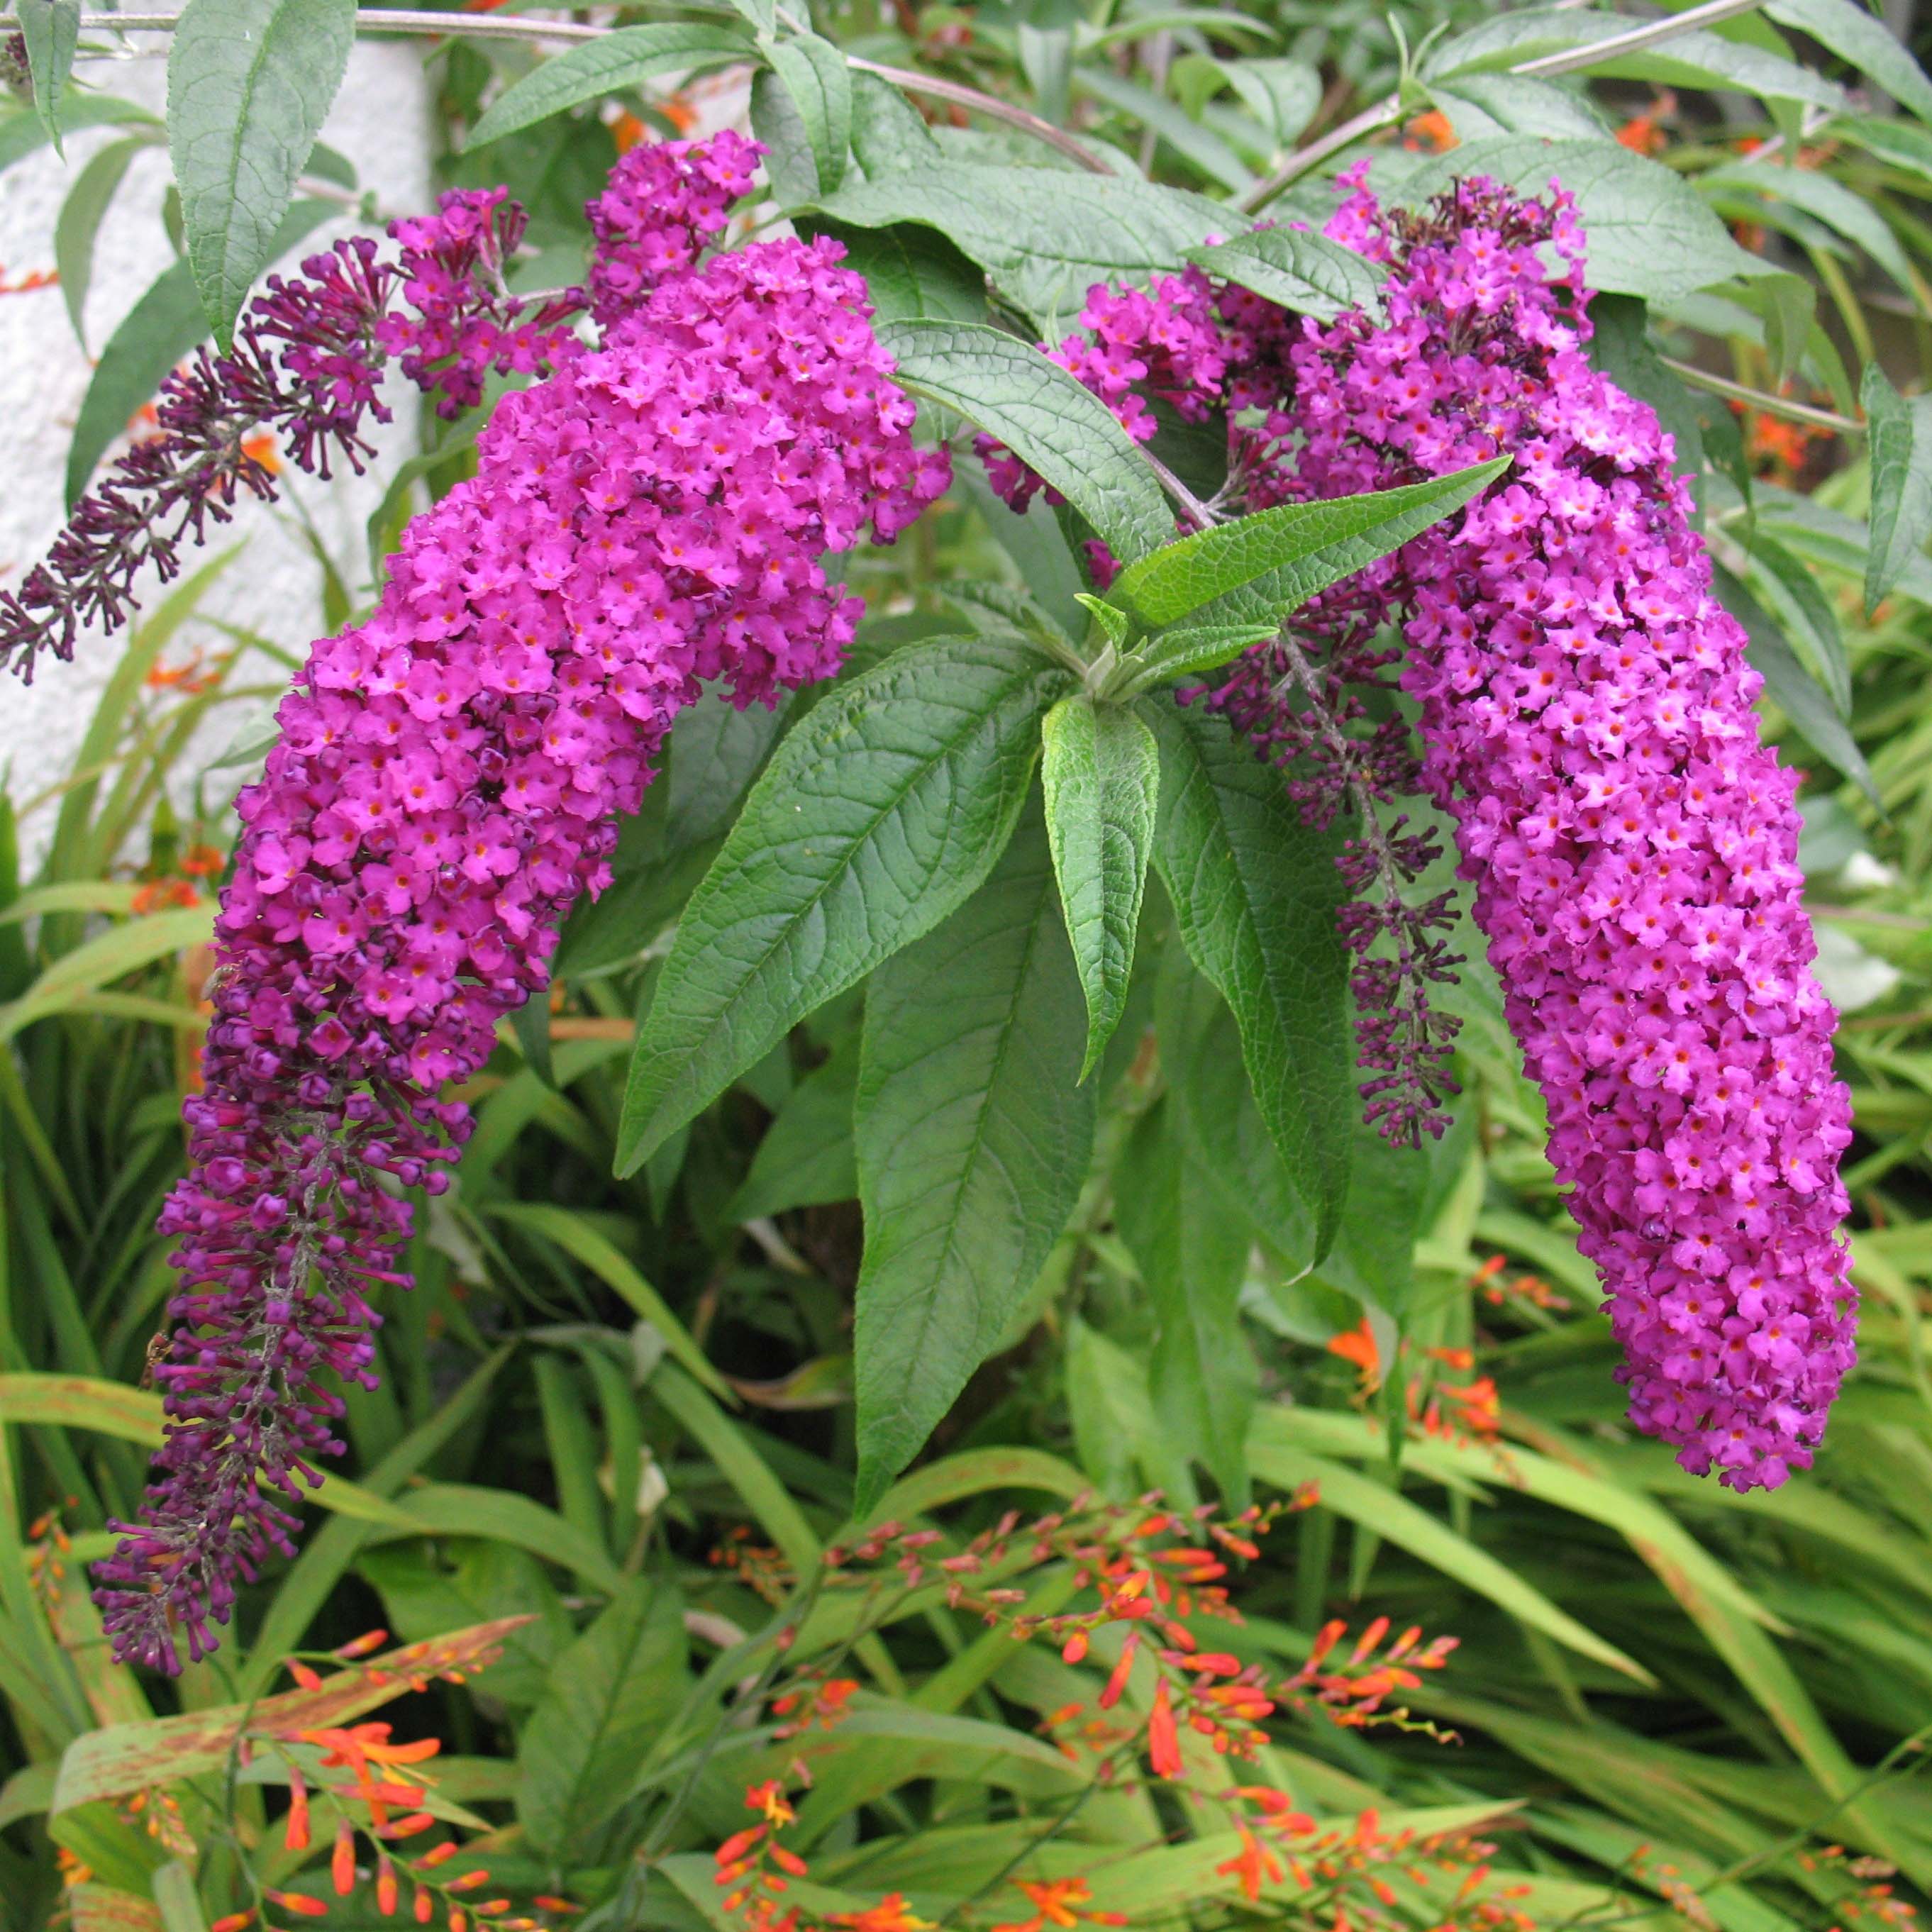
{"left": 981, "top": 176, "right": 1855, "bottom": 1492}
{"left": 94, "top": 136, "right": 948, "bottom": 1672}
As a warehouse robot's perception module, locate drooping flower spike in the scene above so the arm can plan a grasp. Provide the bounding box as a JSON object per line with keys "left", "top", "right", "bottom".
{"left": 981, "top": 174, "right": 1855, "bottom": 1492}
{"left": 1294, "top": 172, "right": 1855, "bottom": 1491}
{"left": 94, "top": 141, "right": 948, "bottom": 1671}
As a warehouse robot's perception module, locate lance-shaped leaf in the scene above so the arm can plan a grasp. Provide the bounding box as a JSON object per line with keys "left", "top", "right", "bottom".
{"left": 761, "top": 30, "right": 851, "bottom": 194}
{"left": 853, "top": 813, "right": 1096, "bottom": 1515}
{"left": 616, "top": 636, "right": 1071, "bottom": 1173}
{"left": 464, "top": 23, "right": 756, "bottom": 148}
{"left": 1144, "top": 699, "right": 1353, "bottom": 1255}
{"left": 518, "top": 1582, "right": 687, "bottom": 1864}
{"left": 1185, "top": 226, "right": 1386, "bottom": 323}
{"left": 879, "top": 319, "right": 1175, "bottom": 565}
{"left": 1109, "top": 457, "right": 1507, "bottom": 628}
{"left": 1860, "top": 362, "right": 1932, "bottom": 615}
{"left": 814, "top": 165, "right": 1228, "bottom": 333}
{"left": 167, "top": 0, "right": 356, "bottom": 345}
{"left": 18, "top": 0, "right": 78, "bottom": 149}
{"left": 1040, "top": 696, "right": 1160, "bottom": 1077}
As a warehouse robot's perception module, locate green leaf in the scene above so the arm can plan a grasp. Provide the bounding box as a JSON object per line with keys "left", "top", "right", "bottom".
{"left": 518, "top": 1580, "right": 688, "bottom": 1864}
{"left": 1428, "top": 73, "right": 1611, "bottom": 143}
{"left": 878, "top": 319, "right": 1174, "bottom": 565}
{"left": 1859, "top": 361, "right": 1932, "bottom": 614}
{"left": 1711, "top": 562, "right": 1880, "bottom": 806}
{"left": 55, "top": 136, "right": 149, "bottom": 348}
{"left": 762, "top": 30, "right": 851, "bottom": 195}
{"left": 1114, "top": 621, "right": 1278, "bottom": 694}
{"left": 65, "top": 200, "right": 331, "bottom": 506}
{"left": 464, "top": 23, "right": 755, "bottom": 149}
{"left": 848, "top": 68, "right": 940, "bottom": 174}
{"left": 1699, "top": 157, "right": 1916, "bottom": 294}
{"left": 616, "top": 636, "right": 1070, "bottom": 1173}
{"left": 359, "top": 1539, "right": 572, "bottom": 1708}
{"left": 852, "top": 812, "right": 1096, "bottom": 1514}
{"left": 1040, "top": 696, "right": 1158, "bottom": 1078}
{"left": 812, "top": 164, "right": 1228, "bottom": 334}
{"left": 1114, "top": 1098, "right": 1255, "bottom": 1503}
{"left": 808, "top": 218, "right": 986, "bottom": 327}
{"left": 1767, "top": 0, "right": 1932, "bottom": 124}
{"left": 1144, "top": 699, "right": 1353, "bottom": 1254}
{"left": 1394, "top": 139, "right": 1760, "bottom": 300}
{"left": 1214, "top": 57, "right": 1321, "bottom": 145}
{"left": 1427, "top": 6, "right": 1843, "bottom": 108}
{"left": 1184, "top": 226, "right": 1386, "bottom": 323}
{"left": 18, "top": 0, "right": 78, "bottom": 150}
{"left": 1743, "top": 526, "right": 1850, "bottom": 716}
{"left": 725, "top": 1033, "right": 860, "bottom": 1221}
{"left": 1109, "top": 460, "right": 1507, "bottom": 627}
{"left": 167, "top": 0, "right": 356, "bottom": 345}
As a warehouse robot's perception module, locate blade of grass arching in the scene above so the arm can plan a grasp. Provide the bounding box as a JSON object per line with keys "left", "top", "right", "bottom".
{"left": 361, "top": 1483, "right": 623, "bottom": 1594}
{"left": 233, "top": 1349, "right": 512, "bottom": 1704}
{"left": 853, "top": 1447, "right": 1094, "bottom": 1532}
{"left": 487, "top": 1201, "right": 731, "bottom": 1400}
{"left": 533, "top": 1353, "right": 611, "bottom": 1554}
{"left": 650, "top": 1365, "right": 820, "bottom": 1575}
{"left": 43, "top": 548, "right": 240, "bottom": 892}
{"left": 1595, "top": 1440, "right": 1932, "bottom": 1603}
{"left": 0, "top": 906, "right": 213, "bottom": 1045}
{"left": 1414, "top": 1688, "right": 1783, "bottom": 1865}
{"left": 1248, "top": 1439, "right": 1651, "bottom": 1681}
{"left": 1498, "top": 1414, "right": 1916, "bottom": 1882}
{"left": 0, "top": 1054, "right": 85, "bottom": 1238}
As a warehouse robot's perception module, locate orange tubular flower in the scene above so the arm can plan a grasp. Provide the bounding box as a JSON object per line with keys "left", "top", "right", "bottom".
{"left": 1148, "top": 1681, "right": 1184, "bottom": 1778}
{"left": 828, "top": 1894, "right": 933, "bottom": 1932}
{"left": 267, "top": 1892, "right": 331, "bottom": 1919}
{"left": 1218, "top": 1825, "right": 1286, "bottom": 1904}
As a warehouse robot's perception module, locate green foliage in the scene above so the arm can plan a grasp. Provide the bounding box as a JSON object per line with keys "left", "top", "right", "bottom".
{"left": 165, "top": 0, "right": 355, "bottom": 344}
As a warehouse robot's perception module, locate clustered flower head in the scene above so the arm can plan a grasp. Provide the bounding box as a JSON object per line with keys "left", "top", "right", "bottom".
{"left": 1300, "top": 171, "right": 1854, "bottom": 1489}
{"left": 0, "top": 186, "right": 584, "bottom": 680}
{"left": 94, "top": 138, "right": 948, "bottom": 1672}
{"left": 977, "top": 174, "right": 1855, "bottom": 1490}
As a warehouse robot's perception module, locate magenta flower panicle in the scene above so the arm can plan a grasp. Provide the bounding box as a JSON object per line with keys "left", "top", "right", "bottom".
{"left": 94, "top": 146, "right": 949, "bottom": 1670}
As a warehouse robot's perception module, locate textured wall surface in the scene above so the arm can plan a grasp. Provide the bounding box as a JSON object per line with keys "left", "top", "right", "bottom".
{"left": 0, "top": 38, "right": 433, "bottom": 857}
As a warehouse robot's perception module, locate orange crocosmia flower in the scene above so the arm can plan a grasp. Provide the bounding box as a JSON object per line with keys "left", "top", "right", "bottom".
{"left": 745, "top": 1780, "right": 796, "bottom": 1828}
{"left": 1327, "top": 1318, "right": 1380, "bottom": 1379}
{"left": 267, "top": 1893, "right": 331, "bottom": 1920}
{"left": 1148, "top": 1680, "right": 1184, "bottom": 1778}
{"left": 132, "top": 879, "right": 201, "bottom": 914}
{"left": 828, "top": 1894, "right": 933, "bottom": 1932}
{"left": 1218, "top": 1825, "right": 1286, "bottom": 1904}
{"left": 211, "top": 1916, "right": 255, "bottom": 1932}
{"left": 242, "top": 431, "right": 282, "bottom": 476}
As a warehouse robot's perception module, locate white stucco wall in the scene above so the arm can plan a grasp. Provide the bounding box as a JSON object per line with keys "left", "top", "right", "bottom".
{"left": 0, "top": 36, "right": 434, "bottom": 858}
